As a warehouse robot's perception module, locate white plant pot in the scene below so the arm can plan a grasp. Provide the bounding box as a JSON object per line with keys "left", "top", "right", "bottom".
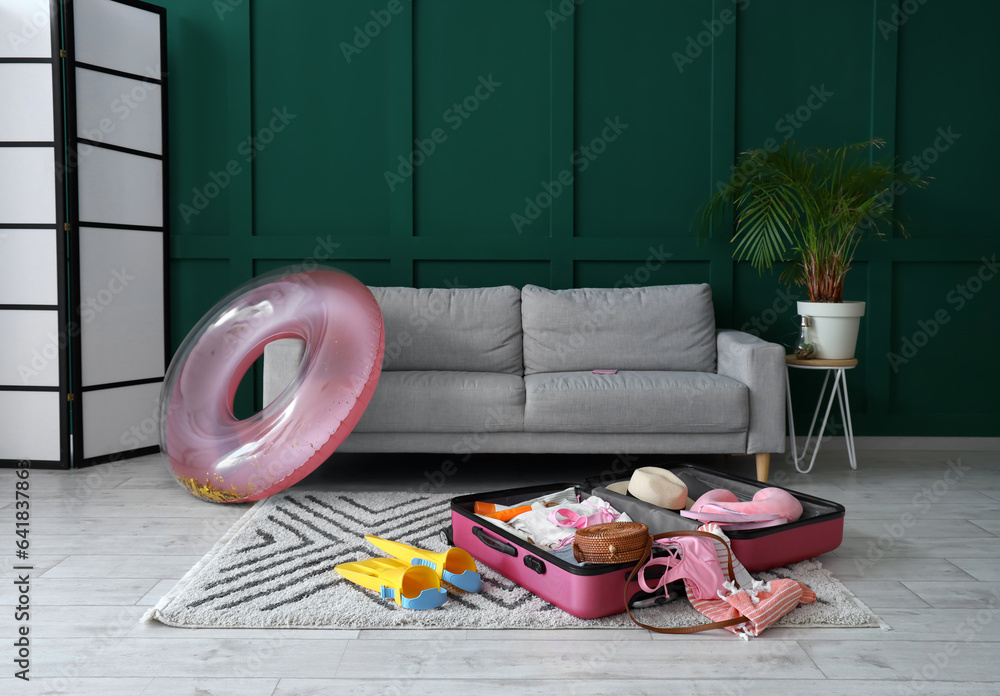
{"left": 797, "top": 300, "right": 866, "bottom": 359}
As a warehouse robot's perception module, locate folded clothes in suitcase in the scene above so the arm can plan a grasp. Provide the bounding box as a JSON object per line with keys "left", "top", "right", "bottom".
{"left": 450, "top": 483, "right": 651, "bottom": 619}
{"left": 592, "top": 464, "right": 845, "bottom": 573}
{"left": 449, "top": 465, "right": 845, "bottom": 618}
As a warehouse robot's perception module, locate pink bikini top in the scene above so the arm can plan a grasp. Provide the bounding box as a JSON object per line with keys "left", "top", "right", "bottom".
{"left": 637, "top": 536, "right": 726, "bottom": 601}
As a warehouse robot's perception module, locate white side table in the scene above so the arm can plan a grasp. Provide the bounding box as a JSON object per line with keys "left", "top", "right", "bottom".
{"left": 785, "top": 356, "right": 858, "bottom": 474}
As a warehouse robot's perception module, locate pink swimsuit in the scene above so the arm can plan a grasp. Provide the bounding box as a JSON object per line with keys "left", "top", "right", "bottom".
{"left": 637, "top": 536, "right": 727, "bottom": 600}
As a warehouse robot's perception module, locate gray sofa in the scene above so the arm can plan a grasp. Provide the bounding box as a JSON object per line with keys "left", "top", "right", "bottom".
{"left": 263, "top": 283, "right": 786, "bottom": 481}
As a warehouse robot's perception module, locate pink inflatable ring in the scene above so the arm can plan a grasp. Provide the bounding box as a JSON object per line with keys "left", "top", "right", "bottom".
{"left": 159, "top": 267, "right": 384, "bottom": 503}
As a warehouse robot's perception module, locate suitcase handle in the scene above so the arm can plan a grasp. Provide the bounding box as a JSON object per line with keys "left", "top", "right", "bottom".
{"left": 472, "top": 526, "right": 518, "bottom": 557}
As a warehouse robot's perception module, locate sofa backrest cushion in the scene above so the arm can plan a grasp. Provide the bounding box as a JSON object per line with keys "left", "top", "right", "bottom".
{"left": 372, "top": 285, "right": 523, "bottom": 374}
{"left": 521, "top": 283, "right": 717, "bottom": 375}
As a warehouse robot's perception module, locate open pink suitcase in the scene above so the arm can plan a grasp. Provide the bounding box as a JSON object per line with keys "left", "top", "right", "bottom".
{"left": 448, "top": 464, "right": 845, "bottom": 619}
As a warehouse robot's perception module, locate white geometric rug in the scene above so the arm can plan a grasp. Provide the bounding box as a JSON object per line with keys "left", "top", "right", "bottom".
{"left": 143, "top": 491, "right": 883, "bottom": 631}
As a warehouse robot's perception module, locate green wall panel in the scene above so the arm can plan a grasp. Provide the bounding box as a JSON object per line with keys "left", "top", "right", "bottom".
{"left": 162, "top": 0, "right": 252, "bottom": 238}
{"left": 251, "top": 0, "right": 396, "bottom": 237}
{"left": 574, "top": 0, "right": 717, "bottom": 238}
{"left": 894, "top": 0, "right": 999, "bottom": 238}
{"left": 844, "top": 261, "right": 869, "bottom": 415}
{"left": 732, "top": 261, "right": 803, "bottom": 348}
{"left": 736, "top": 0, "right": 876, "bottom": 151}
{"left": 168, "top": 260, "right": 232, "bottom": 352}
{"left": 253, "top": 259, "right": 394, "bottom": 286}
{"left": 413, "top": 261, "right": 550, "bottom": 289}
{"left": 889, "top": 262, "right": 1000, "bottom": 417}
{"left": 413, "top": 0, "right": 551, "bottom": 238}
{"left": 573, "top": 261, "right": 710, "bottom": 289}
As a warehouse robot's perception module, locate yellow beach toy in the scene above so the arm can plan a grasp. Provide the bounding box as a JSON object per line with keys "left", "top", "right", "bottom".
{"left": 334, "top": 558, "right": 447, "bottom": 610}
{"left": 365, "top": 535, "right": 483, "bottom": 593}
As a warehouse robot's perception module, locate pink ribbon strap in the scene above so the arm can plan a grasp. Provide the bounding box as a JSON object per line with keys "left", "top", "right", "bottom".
{"left": 549, "top": 502, "right": 620, "bottom": 529}
{"left": 549, "top": 508, "right": 591, "bottom": 529}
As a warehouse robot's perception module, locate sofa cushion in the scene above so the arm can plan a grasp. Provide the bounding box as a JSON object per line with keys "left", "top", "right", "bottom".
{"left": 372, "top": 286, "right": 522, "bottom": 374}
{"left": 523, "top": 371, "right": 748, "bottom": 434}
{"left": 354, "top": 371, "right": 525, "bottom": 433}
{"left": 521, "top": 284, "right": 717, "bottom": 375}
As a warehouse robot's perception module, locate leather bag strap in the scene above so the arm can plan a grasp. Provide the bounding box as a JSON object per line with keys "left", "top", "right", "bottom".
{"left": 623, "top": 530, "right": 749, "bottom": 634}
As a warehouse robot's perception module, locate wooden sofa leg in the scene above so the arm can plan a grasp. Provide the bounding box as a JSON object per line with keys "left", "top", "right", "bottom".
{"left": 755, "top": 453, "right": 770, "bottom": 483}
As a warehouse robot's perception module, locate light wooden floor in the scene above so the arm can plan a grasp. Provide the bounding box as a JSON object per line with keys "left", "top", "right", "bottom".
{"left": 2, "top": 447, "right": 999, "bottom": 695}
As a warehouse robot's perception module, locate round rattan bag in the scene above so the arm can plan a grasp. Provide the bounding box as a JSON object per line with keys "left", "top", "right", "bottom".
{"left": 572, "top": 522, "right": 650, "bottom": 564}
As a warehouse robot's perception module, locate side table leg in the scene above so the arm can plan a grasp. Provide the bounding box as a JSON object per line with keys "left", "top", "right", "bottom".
{"left": 801, "top": 370, "right": 832, "bottom": 460}
{"left": 839, "top": 369, "right": 858, "bottom": 470}
{"left": 834, "top": 368, "right": 850, "bottom": 463}
{"left": 801, "top": 370, "right": 842, "bottom": 474}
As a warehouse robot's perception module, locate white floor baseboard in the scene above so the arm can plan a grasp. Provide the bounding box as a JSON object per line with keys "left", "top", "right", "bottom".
{"left": 786, "top": 435, "right": 1000, "bottom": 451}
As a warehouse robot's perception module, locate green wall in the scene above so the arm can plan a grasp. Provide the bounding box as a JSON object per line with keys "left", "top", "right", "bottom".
{"left": 160, "top": 0, "right": 999, "bottom": 436}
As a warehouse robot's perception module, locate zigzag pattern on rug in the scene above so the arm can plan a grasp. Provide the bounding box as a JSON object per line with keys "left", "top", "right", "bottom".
{"left": 185, "top": 493, "right": 546, "bottom": 615}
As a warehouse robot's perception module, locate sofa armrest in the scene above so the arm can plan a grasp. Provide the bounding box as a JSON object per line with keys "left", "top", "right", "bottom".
{"left": 716, "top": 329, "right": 786, "bottom": 454}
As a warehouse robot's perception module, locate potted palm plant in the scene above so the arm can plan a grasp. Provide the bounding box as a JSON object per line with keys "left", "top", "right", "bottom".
{"left": 700, "top": 139, "right": 924, "bottom": 359}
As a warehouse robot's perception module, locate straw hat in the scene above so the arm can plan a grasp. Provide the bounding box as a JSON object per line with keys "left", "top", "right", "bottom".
{"left": 605, "top": 466, "right": 690, "bottom": 510}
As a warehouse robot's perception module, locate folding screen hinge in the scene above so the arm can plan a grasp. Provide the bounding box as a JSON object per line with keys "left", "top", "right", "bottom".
{"left": 59, "top": 49, "right": 67, "bottom": 58}
{"left": 64, "top": 223, "right": 71, "bottom": 231}
{"left": 67, "top": 393, "right": 74, "bottom": 401}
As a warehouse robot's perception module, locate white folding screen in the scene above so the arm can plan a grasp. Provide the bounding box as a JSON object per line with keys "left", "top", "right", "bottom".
{"left": 0, "top": 0, "right": 67, "bottom": 466}
{"left": 0, "top": 0, "right": 167, "bottom": 468}
{"left": 66, "top": 0, "right": 167, "bottom": 463}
